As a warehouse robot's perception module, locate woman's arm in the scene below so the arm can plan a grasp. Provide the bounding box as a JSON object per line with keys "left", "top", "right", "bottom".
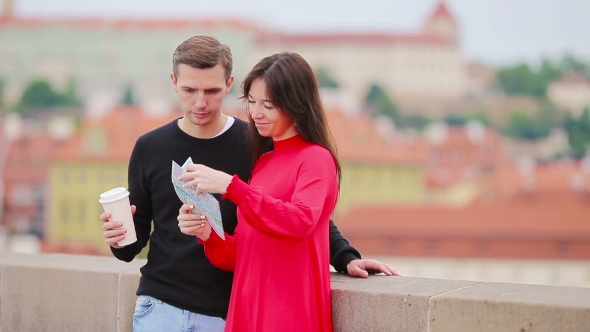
{"left": 199, "top": 231, "right": 236, "bottom": 272}
{"left": 177, "top": 203, "right": 237, "bottom": 271}
{"left": 224, "top": 152, "right": 337, "bottom": 241}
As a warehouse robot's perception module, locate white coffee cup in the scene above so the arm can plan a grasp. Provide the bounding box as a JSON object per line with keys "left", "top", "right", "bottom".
{"left": 99, "top": 187, "right": 137, "bottom": 246}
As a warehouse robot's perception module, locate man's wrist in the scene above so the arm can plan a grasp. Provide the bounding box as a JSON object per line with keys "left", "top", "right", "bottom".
{"left": 342, "top": 253, "right": 361, "bottom": 273}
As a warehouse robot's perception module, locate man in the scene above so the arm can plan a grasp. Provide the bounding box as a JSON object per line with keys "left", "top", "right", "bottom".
{"left": 100, "top": 36, "right": 398, "bottom": 332}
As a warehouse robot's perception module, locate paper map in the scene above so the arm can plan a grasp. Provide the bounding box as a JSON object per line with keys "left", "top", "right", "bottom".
{"left": 171, "top": 157, "right": 225, "bottom": 240}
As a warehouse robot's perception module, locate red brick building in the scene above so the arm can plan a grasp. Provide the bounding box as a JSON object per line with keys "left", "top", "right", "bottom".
{"left": 335, "top": 163, "right": 590, "bottom": 260}
{"left": 1, "top": 120, "right": 64, "bottom": 238}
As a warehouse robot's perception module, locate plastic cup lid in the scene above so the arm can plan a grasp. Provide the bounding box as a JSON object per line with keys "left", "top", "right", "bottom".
{"left": 99, "top": 187, "right": 130, "bottom": 204}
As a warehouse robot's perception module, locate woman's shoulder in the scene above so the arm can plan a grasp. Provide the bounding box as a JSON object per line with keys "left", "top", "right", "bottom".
{"left": 294, "top": 144, "right": 335, "bottom": 169}
{"left": 301, "top": 143, "right": 332, "bottom": 158}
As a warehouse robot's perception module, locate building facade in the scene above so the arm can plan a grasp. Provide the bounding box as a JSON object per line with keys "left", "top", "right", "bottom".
{"left": 0, "top": 15, "right": 259, "bottom": 107}
{"left": 1, "top": 1, "right": 467, "bottom": 118}
{"left": 248, "top": 2, "right": 466, "bottom": 110}
{"left": 46, "top": 106, "right": 170, "bottom": 254}
{"left": 547, "top": 73, "right": 590, "bottom": 116}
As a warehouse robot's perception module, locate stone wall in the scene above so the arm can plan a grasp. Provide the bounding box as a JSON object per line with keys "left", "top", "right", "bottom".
{"left": 1, "top": 253, "right": 589, "bottom": 332}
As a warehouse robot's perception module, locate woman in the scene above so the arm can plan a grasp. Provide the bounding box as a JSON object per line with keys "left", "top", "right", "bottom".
{"left": 178, "top": 52, "right": 340, "bottom": 331}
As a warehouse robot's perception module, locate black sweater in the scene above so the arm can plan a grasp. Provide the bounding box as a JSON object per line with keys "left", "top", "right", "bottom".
{"left": 112, "top": 117, "right": 360, "bottom": 319}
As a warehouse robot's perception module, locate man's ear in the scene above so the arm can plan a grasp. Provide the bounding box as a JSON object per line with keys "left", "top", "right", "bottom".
{"left": 171, "top": 72, "right": 178, "bottom": 93}
{"left": 225, "top": 76, "right": 235, "bottom": 95}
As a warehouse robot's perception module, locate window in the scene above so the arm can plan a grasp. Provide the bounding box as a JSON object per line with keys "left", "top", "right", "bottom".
{"left": 79, "top": 202, "right": 86, "bottom": 221}
{"left": 99, "top": 169, "right": 108, "bottom": 182}
{"left": 79, "top": 169, "right": 87, "bottom": 183}
{"left": 373, "top": 170, "right": 382, "bottom": 187}
{"left": 9, "top": 185, "right": 34, "bottom": 206}
{"left": 62, "top": 168, "right": 70, "bottom": 182}
{"left": 61, "top": 200, "right": 70, "bottom": 224}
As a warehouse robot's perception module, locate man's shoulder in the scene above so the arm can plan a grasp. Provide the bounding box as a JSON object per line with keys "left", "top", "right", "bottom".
{"left": 136, "top": 119, "right": 177, "bottom": 144}
{"left": 222, "top": 117, "right": 249, "bottom": 139}
{"left": 232, "top": 117, "right": 249, "bottom": 130}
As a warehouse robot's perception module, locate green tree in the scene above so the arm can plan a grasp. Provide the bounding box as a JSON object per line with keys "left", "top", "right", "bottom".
{"left": 497, "top": 63, "right": 546, "bottom": 96}
{"left": 505, "top": 109, "right": 552, "bottom": 140}
{"left": 399, "top": 114, "right": 430, "bottom": 131}
{"left": 364, "top": 84, "right": 399, "bottom": 121}
{"left": 61, "top": 77, "right": 81, "bottom": 107}
{"left": 564, "top": 107, "right": 590, "bottom": 157}
{"left": 537, "top": 99, "right": 560, "bottom": 127}
{"left": 0, "top": 77, "right": 5, "bottom": 108}
{"left": 444, "top": 113, "right": 469, "bottom": 126}
{"left": 561, "top": 54, "right": 588, "bottom": 75}
{"left": 469, "top": 108, "right": 491, "bottom": 126}
{"left": 496, "top": 55, "right": 590, "bottom": 97}
{"left": 315, "top": 67, "right": 339, "bottom": 89}
{"left": 19, "top": 79, "right": 62, "bottom": 110}
{"left": 537, "top": 59, "right": 562, "bottom": 89}
{"left": 121, "top": 84, "right": 135, "bottom": 105}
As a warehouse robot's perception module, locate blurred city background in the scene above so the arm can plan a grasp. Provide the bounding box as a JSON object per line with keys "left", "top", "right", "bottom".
{"left": 1, "top": 0, "right": 589, "bottom": 287}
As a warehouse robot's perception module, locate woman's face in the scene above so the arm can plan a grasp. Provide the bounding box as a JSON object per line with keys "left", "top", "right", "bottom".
{"left": 247, "top": 78, "right": 297, "bottom": 141}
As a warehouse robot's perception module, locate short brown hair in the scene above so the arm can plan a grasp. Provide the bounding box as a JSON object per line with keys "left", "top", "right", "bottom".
{"left": 172, "top": 36, "right": 233, "bottom": 81}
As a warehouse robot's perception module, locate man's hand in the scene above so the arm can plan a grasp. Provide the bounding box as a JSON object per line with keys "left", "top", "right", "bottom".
{"left": 346, "top": 259, "right": 401, "bottom": 278}
{"left": 100, "top": 205, "right": 137, "bottom": 248}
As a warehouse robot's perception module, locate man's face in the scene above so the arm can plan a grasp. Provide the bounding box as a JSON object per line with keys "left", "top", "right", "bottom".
{"left": 171, "top": 63, "right": 234, "bottom": 128}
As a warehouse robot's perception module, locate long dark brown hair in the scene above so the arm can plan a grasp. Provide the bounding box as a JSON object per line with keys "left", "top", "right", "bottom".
{"left": 241, "top": 52, "right": 341, "bottom": 185}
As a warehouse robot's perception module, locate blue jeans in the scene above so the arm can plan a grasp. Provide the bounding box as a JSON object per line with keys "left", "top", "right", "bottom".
{"left": 133, "top": 295, "right": 226, "bottom": 332}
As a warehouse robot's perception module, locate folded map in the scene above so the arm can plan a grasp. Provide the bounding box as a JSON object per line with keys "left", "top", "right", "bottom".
{"left": 171, "top": 157, "right": 225, "bottom": 240}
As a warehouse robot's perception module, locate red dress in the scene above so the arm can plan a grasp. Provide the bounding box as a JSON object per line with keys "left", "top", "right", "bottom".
{"left": 202, "top": 135, "right": 338, "bottom": 332}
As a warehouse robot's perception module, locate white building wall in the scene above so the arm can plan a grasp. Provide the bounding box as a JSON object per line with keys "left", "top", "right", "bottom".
{"left": 250, "top": 39, "right": 465, "bottom": 103}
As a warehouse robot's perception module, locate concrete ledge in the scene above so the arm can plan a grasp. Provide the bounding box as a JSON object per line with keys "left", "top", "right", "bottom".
{"left": 0, "top": 253, "right": 144, "bottom": 332}
{"left": 429, "top": 282, "right": 590, "bottom": 332}
{"left": 331, "top": 274, "right": 478, "bottom": 331}
{"left": 1, "top": 253, "right": 589, "bottom": 332}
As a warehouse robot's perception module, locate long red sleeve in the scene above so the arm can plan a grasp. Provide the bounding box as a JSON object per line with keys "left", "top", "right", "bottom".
{"left": 223, "top": 153, "right": 336, "bottom": 242}
{"left": 198, "top": 230, "right": 236, "bottom": 271}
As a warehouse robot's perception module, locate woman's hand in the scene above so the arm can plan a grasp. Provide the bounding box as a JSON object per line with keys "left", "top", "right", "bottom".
{"left": 177, "top": 204, "right": 212, "bottom": 241}
{"left": 179, "top": 164, "right": 233, "bottom": 195}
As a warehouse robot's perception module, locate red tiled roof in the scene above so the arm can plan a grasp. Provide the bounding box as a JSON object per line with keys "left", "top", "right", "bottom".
{"left": 551, "top": 73, "right": 590, "bottom": 85}
{"left": 425, "top": 126, "right": 509, "bottom": 187}
{"left": 326, "top": 109, "right": 427, "bottom": 165}
{"left": 337, "top": 193, "right": 590, "bottom": 242}
{"left": 428, "top": 1, "right": 456, "bottom": 22}
{"left": 53, "top": 106, "right": 174, "bottom": 162}
{"left": 487, "top": 161, "right": 590, "bottom": 198}
{"left": 0, "top": 16, "right": 263, "bottom": 32}
{"left": 2, "top": 124, "right": 62, "bottom": 183}
{"left": 336, "top": 163, "right": 590, "bottom": 242}
{"left": 224, "top": 106, "right": 428, "bottom": 165}
{"left": 255, "top": 32, "right": 454, "bottom": 46}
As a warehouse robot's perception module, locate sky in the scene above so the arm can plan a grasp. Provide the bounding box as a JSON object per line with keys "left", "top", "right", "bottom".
{"left": 14, "top": 0, "right": 590, "bottom": 66}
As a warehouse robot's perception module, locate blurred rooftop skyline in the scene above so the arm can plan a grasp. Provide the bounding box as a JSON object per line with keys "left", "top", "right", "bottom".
{"left": 10, "top": 0, "right": 590, "bottom": 66}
